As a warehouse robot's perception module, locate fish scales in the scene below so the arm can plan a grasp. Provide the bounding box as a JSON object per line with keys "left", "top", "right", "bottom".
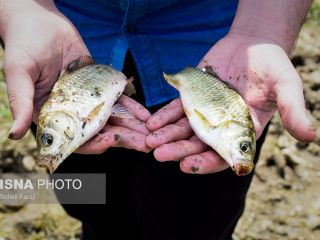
{"left": 163, "top": 67, "right": 256, "bottom": 176}
{"left": 36, "top": 57, "right": 131, "bottom": 173}
{"left": 178, "top": 68, "right": 252, "bottom": 129}
{"left": 41, "top": 65, "right": 121, "bottom": 119}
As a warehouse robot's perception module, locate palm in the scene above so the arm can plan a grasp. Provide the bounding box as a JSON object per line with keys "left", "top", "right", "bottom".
{"left": 199, "top": 33, "right": 310, "bottom": 140}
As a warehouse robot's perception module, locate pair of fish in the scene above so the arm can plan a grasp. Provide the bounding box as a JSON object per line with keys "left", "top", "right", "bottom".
{"left": 36, "top": 56, "right": 256, "bottom": 175}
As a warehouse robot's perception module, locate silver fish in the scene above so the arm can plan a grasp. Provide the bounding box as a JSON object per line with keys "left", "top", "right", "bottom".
{"left": 36, "top": 56, "right": 134, "bottom": 173}
{"left": 164, "top": 67, "right": 256, "bottom": 176}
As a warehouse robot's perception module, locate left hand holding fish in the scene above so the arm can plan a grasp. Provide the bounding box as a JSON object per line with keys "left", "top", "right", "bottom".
{"left": 146, "top": 33, "right": 316, "bottom": 174}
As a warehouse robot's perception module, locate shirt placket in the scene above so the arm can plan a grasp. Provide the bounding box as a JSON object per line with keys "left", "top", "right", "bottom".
{"left": 121, "top": 0, "right": 169, "bottom": 107}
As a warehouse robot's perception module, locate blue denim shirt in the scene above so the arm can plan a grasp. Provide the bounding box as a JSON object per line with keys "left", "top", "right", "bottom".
{"left": 55, "top": 0, "right": 238, "bottom": 107}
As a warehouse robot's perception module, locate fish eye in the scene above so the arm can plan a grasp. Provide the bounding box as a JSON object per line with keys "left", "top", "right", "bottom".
{"left": 240, "top": 141, "right": 251, "bottom": 153}
{"left": 41, "top": 133, "right": 54, "bottom": 147}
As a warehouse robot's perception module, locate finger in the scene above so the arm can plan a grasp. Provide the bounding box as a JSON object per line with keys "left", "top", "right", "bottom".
{"left": 153, "top": 135, "right": 208, "bottom": 162}
{"left": 4, "top": 53, "right": 38, "bottom": 140}
{"left": 114, "top": 128, "right": 151, "bottom": 153}
{"left": 147, "top": 98, "right": 185, "bottom": 131}
{"left": 180, "top": 150, "right": 229, "bottom": 174}
{"left": 76, "top": 128, "right": 119, "bottom": 154}
{"left": 108, "top": 117, "right": 150, "bottom": 135}
{"left": 247, "top": 107, "right": 274, "bottom": 140}
{"left": 117, "top": 95, "right": 151, "bottom": 122}
{"left": 146, "top": 117, "right": 193, "bottom": 148}
{"left": 275, "top": 67, "right": 316, "bottom": 142}
{"left": 76, "top": 125, "right": 151, "bottom": 154}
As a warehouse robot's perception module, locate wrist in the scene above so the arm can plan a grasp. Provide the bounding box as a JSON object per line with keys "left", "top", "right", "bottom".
{"left": 230, "top": 22, "right": 296, "bottom": 55}
{"left": 230, "top": 0, "right": 312, "bottom": 55}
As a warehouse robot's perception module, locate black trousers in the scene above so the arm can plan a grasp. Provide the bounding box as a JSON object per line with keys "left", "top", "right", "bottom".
{"left": 33, "top": 52, "right": 268, "bottom": 240}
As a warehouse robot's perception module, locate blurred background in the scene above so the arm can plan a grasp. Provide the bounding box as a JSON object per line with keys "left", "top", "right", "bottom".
{"left": 0, "top": 2, "right": 320, "bottom": 240}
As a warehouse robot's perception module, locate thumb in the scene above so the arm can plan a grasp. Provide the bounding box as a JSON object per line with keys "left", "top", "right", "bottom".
{"left": 4, "top": 58, "right": 35, "bottom": 140}
{"left": 275, "top": 68, "right": 316, "bottom": 142}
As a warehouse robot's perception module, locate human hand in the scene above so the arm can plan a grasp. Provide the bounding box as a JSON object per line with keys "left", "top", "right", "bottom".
{"left": 147, "top": 33, "right": 316, "bottom": 174}
{"left": 0, "top": 0, "right": 90, "bottom": 139}
{"left": 1, "top": 1, "right": 151, "bottom": 154}
{"left": 76, "top": 95, "right": 151, "bottom": 154}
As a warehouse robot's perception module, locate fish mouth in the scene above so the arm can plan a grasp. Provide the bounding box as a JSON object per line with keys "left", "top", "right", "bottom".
{"left": 36, "top": 155, "right": 58, "bottom": 174}
{"left": 231, "top": 162, "right": 254, "bottom": 176}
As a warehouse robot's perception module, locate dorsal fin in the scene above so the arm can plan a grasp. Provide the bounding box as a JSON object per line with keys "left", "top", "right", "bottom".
{"left": 200, "top": 66, "right": 239, "bottom": 93}
{"left": 63, "top": 56, "right": 96, "bottom": 75}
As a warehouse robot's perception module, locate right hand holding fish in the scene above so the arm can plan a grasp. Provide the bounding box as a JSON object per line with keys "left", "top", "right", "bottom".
{"left": 146, "top": 33, "right": 317, "bottom": 175}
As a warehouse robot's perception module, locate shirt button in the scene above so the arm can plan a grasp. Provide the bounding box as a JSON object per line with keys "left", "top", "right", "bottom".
{"left": 126, "top": 24, "right": 137, "bottom": 33}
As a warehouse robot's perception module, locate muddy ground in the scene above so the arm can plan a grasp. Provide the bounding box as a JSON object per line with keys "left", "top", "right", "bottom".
{"left": 233, "top": 19, "right": 320, "bottom": 239}
{"left": 0, "top": 5, "right": 320, "bottom": 240}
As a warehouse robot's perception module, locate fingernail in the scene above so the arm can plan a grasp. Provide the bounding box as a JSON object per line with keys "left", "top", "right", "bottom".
{"left": 8, "top": 122, "right": 17, "bottom": 139}
{"left": 8, "top": 132, "right": 15, "bottom": 140}
{"left": 145, "top": 147, "right": 152, "bottom": 153}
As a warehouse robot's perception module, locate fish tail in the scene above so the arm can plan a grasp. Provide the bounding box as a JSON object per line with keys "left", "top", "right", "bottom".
{"left": 124, "top": 77, "right": 136, "bottom": 96}
{"left": 163, "top": 72, "right": 180, "bottom": 89}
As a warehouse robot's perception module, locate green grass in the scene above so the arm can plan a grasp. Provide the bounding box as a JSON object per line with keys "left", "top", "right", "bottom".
{"left": 307, "top": 1, "right": 320, "bottom": 23}
{"left": 0, "top": 50, "right": 13, "bottom": 145}
{"left": 0, "top": 73, "right": 12, "bottom": 124}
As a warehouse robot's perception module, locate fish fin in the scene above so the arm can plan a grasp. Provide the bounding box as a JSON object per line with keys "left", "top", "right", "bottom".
{"left": 124, "top": 77, "right": 136, "bottom": 96}
{"left": 194, "top": 109, "right": 214, "bottom": 129}
{"left": 61, "top": 56, "right": 96, "bottom": 76}
{"left": 199, "top": 67, "right": 239, "bottom": 93}
{"left": 111, "top": 103, "right": 134, "bottom": 119}
{"left": 85, "top": 101, "right": 105, "bottom": 122}
{"left": 218, "top": 120, "right": 243, "bottom": 130}
{"left": 163, "top": 72, "right": 180, "bottom": 89}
